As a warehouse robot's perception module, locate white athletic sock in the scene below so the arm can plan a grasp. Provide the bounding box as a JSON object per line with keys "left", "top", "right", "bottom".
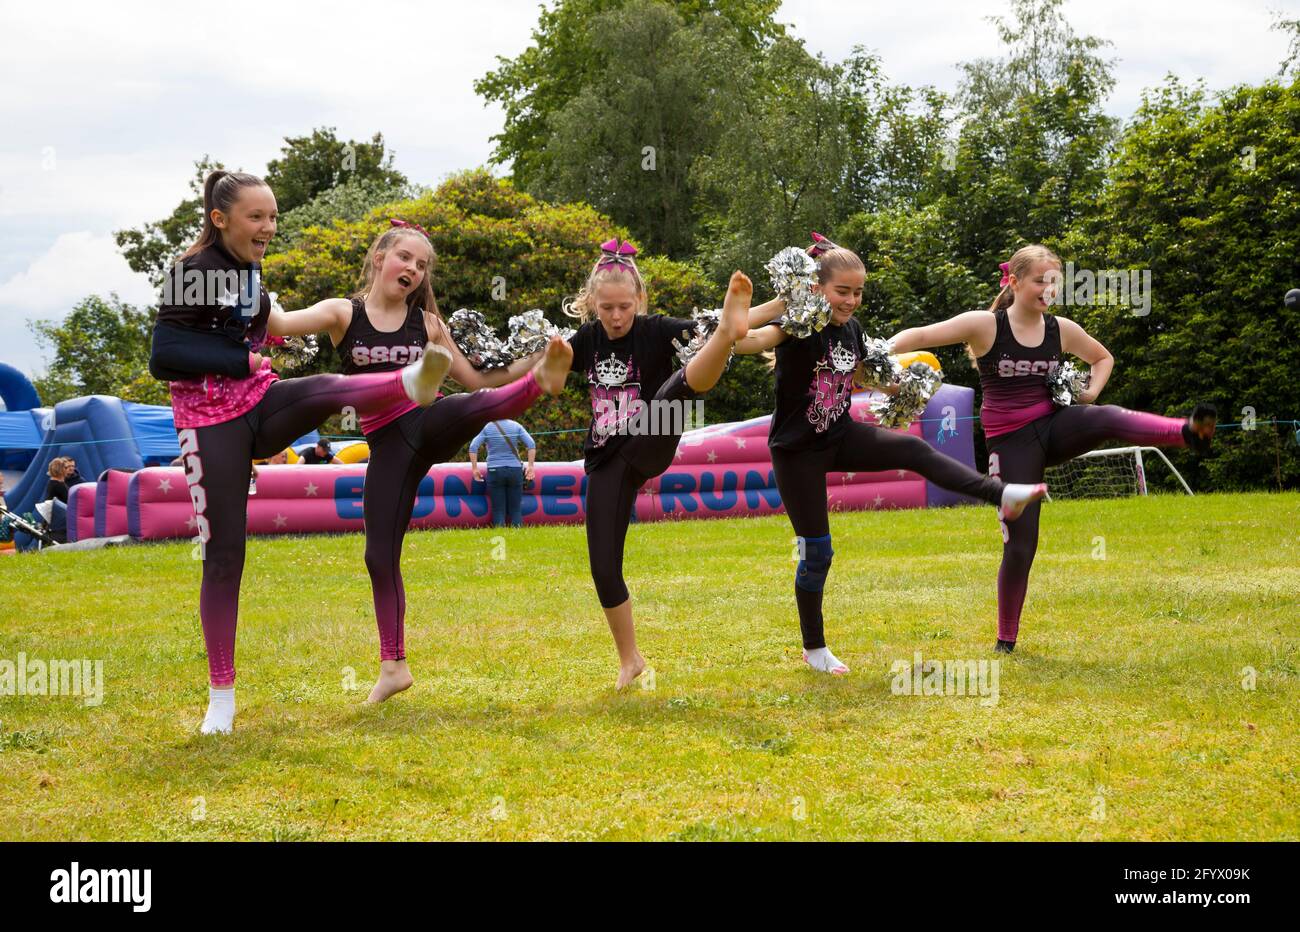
{"left": 1000, "top": 482, "right": 1047, "bottom": 521}
{"left": 200, "top": 686, "right": 235, "bottom": 735}
{"left": 401, "top": 343, "right": 452, "bottom": 406}
{"left": 803, "top": 646, "right": 849, "bottom": 675}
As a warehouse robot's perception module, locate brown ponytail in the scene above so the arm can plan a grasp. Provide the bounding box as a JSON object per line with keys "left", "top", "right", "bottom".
{"left": 182, "top": 170, "right": 270, "bottom": 260}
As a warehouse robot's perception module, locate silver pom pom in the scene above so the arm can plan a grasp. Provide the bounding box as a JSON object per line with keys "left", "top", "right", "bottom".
{"left": 505, "top": 308, "right": 575, "bottom": 359}
{"left": 1046, "top": 360, "right": 1091, "bottom": 406}
{"left": 765, "top": 246, "right": 818, "bottom": 300}
{"left": 671, "top": 307, "right": 732, "bottom": 369}
{"left": 449, "top": 308, "right": 513, "bottom": 370}
{"left": 856, "top": 336, "right": 902, "bottom": 389}
{"left": 265, "top": 292, "right": 320, "bottom": 369}
{"left": 870, "top": 361, "right": 944, "bottom": 429}
{"left": 765, "top": 246, "right": 831, "bottom": 338}
{"left": 274, "top": 334, "right": 319, "bottom": 370}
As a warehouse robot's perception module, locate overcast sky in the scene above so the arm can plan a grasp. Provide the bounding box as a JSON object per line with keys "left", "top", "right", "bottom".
{"left": 1, "top": 0, "right": 1295, "bottom": 378}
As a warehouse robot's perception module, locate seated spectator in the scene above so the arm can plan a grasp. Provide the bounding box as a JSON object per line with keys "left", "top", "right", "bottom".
{"left": 300, "top": 440, "right": 341, "bottom": 465}
{"left": 44, "top": 457, "right": 71, "bottom": 504}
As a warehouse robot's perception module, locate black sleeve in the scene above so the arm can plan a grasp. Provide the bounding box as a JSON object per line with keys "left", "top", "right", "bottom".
{"left": 149, "top": 321, "right": 253, "bottom": 382}
{"left": 658, "top": 316, "right": 694, "bottom": 357}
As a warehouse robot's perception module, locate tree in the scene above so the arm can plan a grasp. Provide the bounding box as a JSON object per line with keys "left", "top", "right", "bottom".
{"left": 113, "top": 129, "right": 406, "bottom": 285}
{"left": 1062, "top": 76, "right": 1300, "bottom": 491}
{"left": 29, "top": 295, "right": 169, "bottom": 406}
{"left": 474, "top": 0, "right": 783, "bottom": 190}
{"left": 264, "top": 128, "right": 406, "bottom": 216}
{"left": 532, "top": 0, "right": 747, "bottom": 258}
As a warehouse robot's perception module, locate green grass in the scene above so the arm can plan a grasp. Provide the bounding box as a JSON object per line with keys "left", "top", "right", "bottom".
{"left": 1, "top": 492, "right": 1296, "bottom": 840}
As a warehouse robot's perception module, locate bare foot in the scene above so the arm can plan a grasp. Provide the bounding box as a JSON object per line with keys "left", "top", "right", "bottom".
{"left": 366, "top": 659, "right": 414, "bottom": 703}
{"left": 533, "top": 334, "right": 573, "bottom": 395}
{"left": 615, "top": 653, "right": 646, "bottom": 691}
{"left": 402, "top": 343, "right": 452, "bottom": 405}
{"left": 721, "top": 270, "right": 752, "bottom": 342}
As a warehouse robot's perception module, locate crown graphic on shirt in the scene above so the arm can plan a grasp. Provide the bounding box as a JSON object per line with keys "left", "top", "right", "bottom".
{"left": 829, "top": 341, "right": 857, "bottom": 373}
{"left": 595, "top": 354, "right": 629, "bottom": 386}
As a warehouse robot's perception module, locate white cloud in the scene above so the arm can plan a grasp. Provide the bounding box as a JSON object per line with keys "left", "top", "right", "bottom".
{"left": 0, "top": 231, "right": 155, "bottom": 314}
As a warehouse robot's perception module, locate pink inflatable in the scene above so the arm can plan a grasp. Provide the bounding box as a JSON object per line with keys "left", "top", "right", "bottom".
{"left": 67, "top": 481, "right": 97, "bottom": 543}
{"left": 125, "top": 386, "right": 981, "bottom": 541}
{"left": 94, "top": 469, "right": 133, "bottom": 538}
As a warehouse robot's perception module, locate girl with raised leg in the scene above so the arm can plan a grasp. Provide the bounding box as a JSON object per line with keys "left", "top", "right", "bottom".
{"left": 267, "top": 220, "right": 572, "bottom": 703}
{"left": 149, "top": 171, "right": 452, "bottom": 734}
{"left": 887, "top": 243, "right": 1216, "bottom": 652}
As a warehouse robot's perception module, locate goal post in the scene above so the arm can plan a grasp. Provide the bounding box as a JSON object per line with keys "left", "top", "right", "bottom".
{"left": 1043, "top": 446, "right": 1193, "bottom": 500}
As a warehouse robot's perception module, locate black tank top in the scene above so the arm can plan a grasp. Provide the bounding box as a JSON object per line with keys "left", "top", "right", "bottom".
{"left": 337, "top": 297, "right": 427, "bottom": 375}
{"left": 975, "top": 308, "right": 1062, "bottom": 438}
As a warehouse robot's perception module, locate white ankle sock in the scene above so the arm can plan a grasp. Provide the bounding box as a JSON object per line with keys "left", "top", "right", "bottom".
{"left": 803, "top": 646, "right": 849, "bottom": 675}
{"left": 200, "top": 686, "right": 235, "bottom": 735}
{"left": 401, "top": 344, "right": 451, "bottom": 405}
{"left": 1000, "top": 482, "right": 1047, "bottom": 520}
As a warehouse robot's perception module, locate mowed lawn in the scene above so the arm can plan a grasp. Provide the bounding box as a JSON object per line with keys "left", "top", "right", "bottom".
{"left": 1, "top": 492, "right": 1296, "bottom": 840}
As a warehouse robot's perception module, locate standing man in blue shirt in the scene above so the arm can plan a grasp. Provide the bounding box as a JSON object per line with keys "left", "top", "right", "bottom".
{"left": 468, "top": 419, "right": 536, "bottom": 528}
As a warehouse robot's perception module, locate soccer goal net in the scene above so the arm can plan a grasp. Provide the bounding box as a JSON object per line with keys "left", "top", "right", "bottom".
{"left": 1043, "top": 446, "right": 1193, "bottom": 500}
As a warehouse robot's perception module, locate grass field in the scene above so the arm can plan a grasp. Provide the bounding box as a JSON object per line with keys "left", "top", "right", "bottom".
{"left": 1, "top": 492, "right": 1296, "bottom": 841}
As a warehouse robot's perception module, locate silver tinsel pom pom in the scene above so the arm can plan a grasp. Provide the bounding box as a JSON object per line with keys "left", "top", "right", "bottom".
{"left": 765, "top": 246, "right": 831, "bottom": 338}
{"left": 1046, "top": 360, "right": 1091, "bottom": 406}
{"left": 856, "top": 336, "right": 902, "bottom": 389}
{"left": 869, "top": 361, "right": 944, "bottom": 429}
{"left": 505, "top": 308, "right": 575, "bottom": 358}
{"left": 449, "top": 308, "right": 513, "bottom": 370}
{"left": 265, "top": 292, "right": 320, "bottom": 369}
{"left": 671, "top": 307, "right": 733, "bottom": 369}
{"left": 274, "top": 334, "right": 319, "bottom": 369}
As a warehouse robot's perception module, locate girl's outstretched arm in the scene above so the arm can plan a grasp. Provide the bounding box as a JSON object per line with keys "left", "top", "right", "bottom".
{"left": 1057, "top": 317, "right": 1114, "bottom": 403}
{"left": 890, "top": 311, "right": 996, "bottom": 356}
{"left": 734, "top": 324, "right": 787, "bottom": 355}
{"left": 267, "top": 297, "right": 351, "bottom": 344}
{"left": 748, "top": 296, "right": 787, "bottom": 329}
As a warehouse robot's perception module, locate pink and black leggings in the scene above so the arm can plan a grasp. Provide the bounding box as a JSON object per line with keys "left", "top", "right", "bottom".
{"left": 361, "top": 373, "right": 543, "bottom": 662}
{"left": 179, "top": 371, "right": 412, "bottom": 687}
{"left": 985, "top": 404, "right": 1187, "bottom": 644}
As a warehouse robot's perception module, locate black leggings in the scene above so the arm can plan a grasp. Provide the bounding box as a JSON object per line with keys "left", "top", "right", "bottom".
{"left": 985, "top": 404, "right": 1187, "bottom": 643}
{"left": 771, "top": 422, "right": 1004, "bottom": 649}
{"left": 585, "top": 369, "right": 697, "bottom": 608}
{"left": 178, "top": 370, "right": 409, "bottom": 685}
{"left": 362, "top": 374, "right": 542, "bottom": 660}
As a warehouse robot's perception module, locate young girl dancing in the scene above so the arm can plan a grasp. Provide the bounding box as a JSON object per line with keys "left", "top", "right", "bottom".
{"left": 149, "top": 171, "right": 452, "bottom": 733}
{"left": 266, "top": 220, "right": 572, "bottom": 703}
{"left": 736, "top": 237, "right": 1048, "bottom": 674}
{"left": 565, "top": 240, "right": 752, "bottom": 688}
{"left": 888, "top": 243, "right": 1216, "bottom": 652}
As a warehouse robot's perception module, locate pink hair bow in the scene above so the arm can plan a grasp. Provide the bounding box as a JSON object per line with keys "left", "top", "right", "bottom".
{"left": 597, "top": 238, "right": 638, "bottom": 270}
{"left": 998, "top": 262, "right": 1011, "bottom": 287}
{"left": 808, "top": 231, "right": 840, "bottom": 257}
{"left": 390, "top": 218, "right": 429, "bottom": 237}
